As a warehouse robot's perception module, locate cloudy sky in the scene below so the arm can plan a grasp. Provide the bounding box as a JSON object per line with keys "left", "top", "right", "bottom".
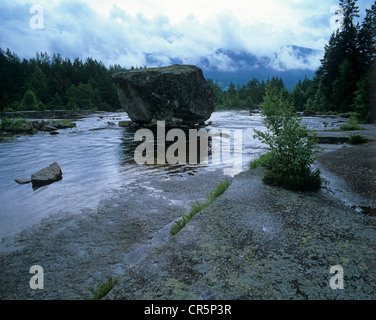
{"left": 0, "top": 0, "right": 371, "bottom": 72}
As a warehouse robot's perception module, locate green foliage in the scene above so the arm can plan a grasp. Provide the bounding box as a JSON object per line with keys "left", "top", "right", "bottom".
{"left": 354, "top": 67, "right": 376, "bottom": 123}
{"left": 20, "top": 90, "right": 39, "bottom": 111}
{"left": 306, "top": 0, "right": 375, "bottom": 119}
{"left": 28, "top": 66, "right": 49, "bottom": 103}
{"left": 208, "top": 76, "right": 291, "bottom": 111}
{"left": 86, "top": 277, "right": 118, "bottom": 300}
{"left": 248, "top": 152, "right": 273, "bottom": 169}
{"left": 66, "top": 82, "right": 99, "bottom": 109}
{"left": 0, "top": 117, "right": 27, "bottom": 132}
{"left": 0, "top": 49, "right": 121, "bottom": 112}
{"left": 339, "top": 116, "right": 364, "bottom": 130}
{"left": 170, "top": 179, "right": 232, "bottom": 235}
{"left": 253, "top": 83, "right": 322, "bottom": 191}
{"left": 349, "top": 134, "right": 369, "bottom": 144}
{"left": 48, "top": 93, "right": 65, "bottom": 110}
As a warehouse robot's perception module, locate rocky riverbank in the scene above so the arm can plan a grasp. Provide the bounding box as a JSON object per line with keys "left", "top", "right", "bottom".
{"left": 106, "top": 146, "right": 376, "bottom": 299}
{"left": 1, "top": 110, "right": 98, "bottom": 119}
{"left": 0, "top": 116, "right": 375, "bottom": 300}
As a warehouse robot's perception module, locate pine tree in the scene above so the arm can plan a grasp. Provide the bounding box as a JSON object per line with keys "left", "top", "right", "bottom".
{"left": 28, "top": 66, "right": 49, "bottom": 104}
{"left": 20, "top": 90, "right": 38, "bottom": 111}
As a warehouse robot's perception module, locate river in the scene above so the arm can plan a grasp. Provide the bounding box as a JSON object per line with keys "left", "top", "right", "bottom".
{"left": 0, "top": 110, "right": 344, "bottom": 240}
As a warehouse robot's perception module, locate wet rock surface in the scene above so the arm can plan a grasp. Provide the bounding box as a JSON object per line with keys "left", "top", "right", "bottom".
{"left": 0, "top": 169, "right": 226, "bottom": 299}
{"left": 112, "top": 65, "right": 215, "bottom": 125}
{"left": 107, "top": 167, "right": 376, "bottom": 300}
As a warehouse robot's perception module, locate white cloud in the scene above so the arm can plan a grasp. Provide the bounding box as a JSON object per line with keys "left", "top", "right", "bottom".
{"left": 0, "top": 0, "right": 372, "bottom": 72}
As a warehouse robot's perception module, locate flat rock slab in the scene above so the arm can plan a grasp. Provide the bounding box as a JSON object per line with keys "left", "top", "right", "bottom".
{"left": 107, "top": 168, "right": 376, "bottom": 300}
{"left": 31, "top": 162, "right": 63, "bottom": 188}
{"left": 112, "top": 65, "right": 215, "bottom": 125}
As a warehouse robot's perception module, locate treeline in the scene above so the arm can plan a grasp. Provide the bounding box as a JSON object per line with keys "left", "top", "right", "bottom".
{"left": 0, "top": 49, "right": 123, "bottom": 112}
{"left": 207, "top": 76, "right": 291, "bottom": 111}
{"left": 209, "top": 0, "right": 376, "bottom": 123}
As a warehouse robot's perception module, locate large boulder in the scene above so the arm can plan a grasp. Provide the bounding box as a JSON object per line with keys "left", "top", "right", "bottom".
{"left": 112, "top": 65, "right": 215, "bottom": 125}
{"left": 31, "top": 162, "right": 63, "bottom": 188}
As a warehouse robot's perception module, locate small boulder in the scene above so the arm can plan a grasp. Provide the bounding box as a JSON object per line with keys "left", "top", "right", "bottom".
{"left": 118, "top": 120, "right": 132, "bottom": 127}
{"left": 31, "top": 162, "right": 63, "bottom": 188}
{"left": 41, "top": 125, "right": 58, "bottom": 132}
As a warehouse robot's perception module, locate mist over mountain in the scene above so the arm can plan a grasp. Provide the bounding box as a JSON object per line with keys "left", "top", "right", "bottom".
{"left": 164, "top": 46, "right": 321, "bottom": 90}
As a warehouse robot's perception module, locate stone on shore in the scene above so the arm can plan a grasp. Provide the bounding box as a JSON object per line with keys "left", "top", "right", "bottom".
{"left": 118, "top": 120, "right": 132, "bottom": 127}
{"left": 31, "top": 162, "right": 63, "bottom": 188}
{"left": 40, "top": 125, "right": 58, "bottom": 132}
{"left": 112, "top": 65, "right": 215, "bottom": 125}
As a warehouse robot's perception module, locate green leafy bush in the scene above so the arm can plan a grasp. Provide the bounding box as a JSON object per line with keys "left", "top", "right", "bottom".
{"left": 253, "top": 83, "right": 322, "bottom": 191}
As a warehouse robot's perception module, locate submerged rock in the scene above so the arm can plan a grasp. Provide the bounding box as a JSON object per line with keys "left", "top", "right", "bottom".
{"left": 31, "top": 162, "right": 62, "bottom": 188}
{"left": 112, "top": 65, "right": 215, "bottom": 125}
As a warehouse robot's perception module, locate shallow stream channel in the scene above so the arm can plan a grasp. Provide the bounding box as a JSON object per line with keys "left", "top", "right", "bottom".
{"left": 0, "top": 110, "right": 349, "bottom": 299}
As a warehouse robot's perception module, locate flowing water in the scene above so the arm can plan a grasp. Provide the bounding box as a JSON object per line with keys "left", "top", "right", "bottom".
{"left": 0, "top": 110, "right": 342, "bottom": 240}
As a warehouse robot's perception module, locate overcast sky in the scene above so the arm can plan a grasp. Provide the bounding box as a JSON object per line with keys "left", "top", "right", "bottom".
{"left": 0, "top": 0, "right": 371, "bottom": 71}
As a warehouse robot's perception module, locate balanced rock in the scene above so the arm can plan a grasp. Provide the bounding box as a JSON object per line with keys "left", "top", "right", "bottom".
{"left": 31, "top": 162, "right": 62, "bottom": 188}
{"left": 112, "top": 65, "right": 215, "bottom": 125}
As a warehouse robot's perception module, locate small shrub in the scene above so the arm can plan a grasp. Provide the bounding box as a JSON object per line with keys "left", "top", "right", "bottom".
{"left": 339, "top": 116, "right": 364, "bottom": 131}
{"left": 253, "top": 83, "right": 322, "bottom": 191}
{"left": 349, "top": 135, "right": 369, "bottom": 144}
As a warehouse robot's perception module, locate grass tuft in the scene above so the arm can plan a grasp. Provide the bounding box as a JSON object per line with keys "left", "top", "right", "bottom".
{"left": 248, "top": 152, "right": 273, "bottom": 170}
{"left": 170, "top": 179, "right": 232, "bottom": 235}
{"left": 85, "top": 277, "right": 118, "bottom": 300}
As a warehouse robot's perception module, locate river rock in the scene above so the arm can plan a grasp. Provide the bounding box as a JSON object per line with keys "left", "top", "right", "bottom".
{"left": 14, "top": 178, "right": 32, "bottom": 185}
{"left": 118, "top": 120, "right": 132, "bottom": 127}
{"left": 31, "top": 162, "right": 63, "bottom": 188}
{"left": 40, "top": 125, "right": 58, "bottom": 132}
{"left": 112, "top": 65, "right": 215, "bottom": 125}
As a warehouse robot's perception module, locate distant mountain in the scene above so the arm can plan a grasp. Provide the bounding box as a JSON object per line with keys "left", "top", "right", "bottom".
{"left": 153, "top": 46, "right": 323, "bottom": 91}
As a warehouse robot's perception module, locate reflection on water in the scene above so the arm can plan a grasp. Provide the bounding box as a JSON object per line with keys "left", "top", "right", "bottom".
{"left": 0, "top": 110, "right": 332, "bottom": 239}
